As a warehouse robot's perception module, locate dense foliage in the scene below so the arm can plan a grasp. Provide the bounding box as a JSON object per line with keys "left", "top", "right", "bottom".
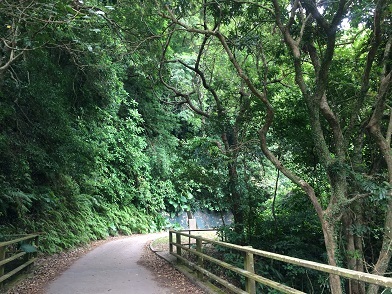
{"left": 0, "top": 0, "right": 170, "bottom": 252}
{"left": 1, "top": 0, "right": 392, "bottom": 293}
{"left": 151, "top": 0, "right": 391, "bottom": 293}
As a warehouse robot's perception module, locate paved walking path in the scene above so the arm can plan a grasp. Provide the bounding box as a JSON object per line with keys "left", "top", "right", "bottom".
{"left": 45, "top": 233, "right": 171, "bottom": 294}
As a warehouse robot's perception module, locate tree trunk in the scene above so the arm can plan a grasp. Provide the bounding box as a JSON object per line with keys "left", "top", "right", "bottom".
{"left": 321, "top": 217, "right": 343, "bottom": 294}
{"left": 366, "top": 67, "right": 392, "bottom": 294}
{"left": 228, "top": 160, "right": 246, "bottom": 239}
{"left": 367, "top": 197, "right": 392, "bottom": 294}
{"left": 221, "top": 130, "right": 245, "bottom": 241}
{"left": 342, "top": 206, "right": 365, "bottom": 294}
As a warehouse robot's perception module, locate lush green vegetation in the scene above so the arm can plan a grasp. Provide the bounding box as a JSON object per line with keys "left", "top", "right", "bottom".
{"left": 1, "top": 0, "right": 391, "bottom": 293}
{"left": 0, "top": 0, "right": 169, "bottom": 252}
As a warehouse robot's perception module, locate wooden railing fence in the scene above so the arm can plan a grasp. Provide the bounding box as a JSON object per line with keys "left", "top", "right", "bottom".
{"left": 169, "top": 229, "right": 392, "bottom": 294}
{"left": 0, "top": 234, "right": 39, "bottom": 285}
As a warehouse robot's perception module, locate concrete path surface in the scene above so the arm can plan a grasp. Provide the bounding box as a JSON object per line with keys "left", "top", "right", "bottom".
{"left": 45, "top": 233, "right": 171, "bottom": 294}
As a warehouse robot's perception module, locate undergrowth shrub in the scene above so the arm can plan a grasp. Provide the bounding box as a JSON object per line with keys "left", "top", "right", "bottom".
{"left": 1, "top": 190, "right": 163, "bottom": 254}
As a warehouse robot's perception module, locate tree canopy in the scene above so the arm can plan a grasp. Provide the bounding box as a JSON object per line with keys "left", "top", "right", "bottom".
{"left": 1, "top": 0, "right": 391, "bottom": 293}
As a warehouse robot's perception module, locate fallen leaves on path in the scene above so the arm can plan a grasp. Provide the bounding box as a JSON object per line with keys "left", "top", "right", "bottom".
{"left": 4, "top": 238, "right": 113, "bottom": 294}
{"left": 138, "top": 242, "right": 206, "bottom": 294}
{"left": 3, "top": 235, "right": 207, "bottom": 294}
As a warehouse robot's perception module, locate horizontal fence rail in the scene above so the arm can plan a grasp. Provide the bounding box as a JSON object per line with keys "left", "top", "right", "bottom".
{"left": 0, "top": 234, "right": 39, "bottom": 284}
{"left": 169, "top": 229, "right": 392, "bottom": 294}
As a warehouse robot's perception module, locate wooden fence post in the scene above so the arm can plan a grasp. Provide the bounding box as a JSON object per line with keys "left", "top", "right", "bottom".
{"left": 245, "top": 248, "right": 256, "bottom": 294}
{"left": 0, "top": 245, "right": 5, "bottom": 285}
{"left": 34, "top": 235, "right": 39, "bottom": 258}
{"left": 188, "top": 219, "right": 196, "bottom": 249}
{"left": 196, "top": 238, "right": 203, "bottom": 279}
{"left": 176, "top": 232, "right": 182, "bottom": 264}
{"left": 169, "top": 231, "right": 173, "bottom": 254}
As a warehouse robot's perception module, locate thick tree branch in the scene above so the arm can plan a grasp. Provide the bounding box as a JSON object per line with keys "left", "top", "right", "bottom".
{"left": 214, "top": 28, "right": 326, "bottom": 221}
{"left": 288, "top": 0, "right": 301, "bottom": 29}
{"left": 367, "top": 70, "right": 392, "bottom": 147}
{"left": 179, "top": 37, "right": 224, "bottom": 113}
{"left": 320, "top": 94, "right": 345, "bottom": 158}
{"left": 386, "top": 106, "right": 392, "bottom": 147}
{"left": 366, "top": 68, "right": 392, "bottom": 292}
{"left": 297, "top": 11, "right": 312, "bottom": 45}
{"left": 158, "top": 26, "right": 210, "bottom": 118}
{"left": 271, "top": 0, "right": 301, "bottom": 59}
{"left": 300, "top": 0, "right": 329, "bottom": 30}
{"left": 363, "top": 13, "right": 392, "bottom": 285}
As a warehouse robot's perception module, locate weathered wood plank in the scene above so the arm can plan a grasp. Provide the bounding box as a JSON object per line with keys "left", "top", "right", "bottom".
{"left": 175, "top": 233, "right": 182, "bottom": 264}
{"left": 0, "top": 234, "right": 39, "bottom": 285}
{"left": 0, "top": 234, "right": 39, "bottom": 247}
{"left": 0, "top": 245, "right": 5, "bottom": 278}
{"left": 0, "top": 257, "right": 36, "bottom": 283}
{"left": 173, "top": 230, "right": 392, "bottom": 288}
{"left": 245, "top": 250, "right": 256, "bottom": 294}
{"left": 0, "top": 252, "right": 26, "bottom": 267}
{"left": 171, "top": 252, "right": 247, "bottom": 294}
{"left": 169, "top": 231, "right": 173, "bottom": 254}
{"left": 173, "top": 243, "right": 305, "bottom": 294}
{"left": 196, "top": 238, "right": 203, "bottom": 280}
